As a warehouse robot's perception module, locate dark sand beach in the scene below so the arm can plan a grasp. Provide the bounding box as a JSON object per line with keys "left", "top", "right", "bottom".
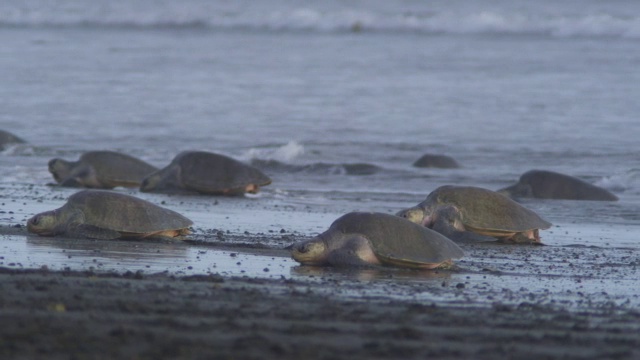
{"left": 1, "top": 265, "right": 639, "bottom": 360}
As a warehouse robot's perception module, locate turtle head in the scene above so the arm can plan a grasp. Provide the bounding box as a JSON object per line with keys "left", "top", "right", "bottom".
{"left": 396, "top": 206, "right": 429, "bottom": 226}
{"left": 291, "top": 237, "right": 329, "bottom": 265}
{"left": 48, "top": 158, "right": 72, "bottom": 183}
{"left": 415, "top": 186, "right": 462, "bottom": 227}
{"left": 139, "top": 173, "right": 162, "bottom": 192}
{"left": 139, "top": 165, "right": 180, "bottom": 193}
{"left": 27, "top": 211, "right": 59, "bottom": 236}
{"left": 497, "top": 183, "right": 532, "bottom": 199}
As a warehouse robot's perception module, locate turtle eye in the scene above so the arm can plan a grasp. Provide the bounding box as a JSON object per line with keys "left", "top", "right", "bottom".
{"left": 31, "top": 215, "right": 40, "bottom": 226}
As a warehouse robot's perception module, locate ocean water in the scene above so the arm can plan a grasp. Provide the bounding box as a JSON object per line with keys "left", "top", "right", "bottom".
{"left": 1, "top": 0, "right": 639, "bottom": 249}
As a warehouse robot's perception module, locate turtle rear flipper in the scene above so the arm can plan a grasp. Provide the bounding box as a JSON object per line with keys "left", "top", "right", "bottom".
{"left": 67, "top": 223, "right": 121, "bottom": 240}
{"left": 139, "top": 232, "right": 187, "bottom": 243}
{"left": 498, "top": 230, "right": 544, "bottom": 245}
{"left": 377, "top": 254, "right": 454, "bottom": 269}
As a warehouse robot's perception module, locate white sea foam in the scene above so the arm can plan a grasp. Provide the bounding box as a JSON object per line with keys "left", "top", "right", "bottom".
{"left": 243, "top": 141, "right": 305, "bottom": 163}
{"left": 596, "top": 170, "right": 640, "bottom": 193}
{"left": 1, "top": 1, "right": 640, "bottom": 39}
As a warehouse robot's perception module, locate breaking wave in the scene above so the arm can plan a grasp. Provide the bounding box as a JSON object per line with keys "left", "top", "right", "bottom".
{"left": 251, "top": 159, "right": 381, "bottom": 176}
{"left": 595, "top": 169, "right": 640, "bottom": 193}
{"left": 243, "top": 141, "right": 380, "bottom": 176}
{"left": 2, "top": 3, "right": 640, "bottom": 39}
{"left": 243, "top": 141, "right": 305, "bottom": 164}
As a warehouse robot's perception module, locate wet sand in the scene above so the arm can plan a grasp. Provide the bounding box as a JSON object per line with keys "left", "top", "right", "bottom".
{"left": 1, "top": 186, "right": 640, "bottom": 359}
{"left": 2, "top": 229, "right": 640, "bottom": 359}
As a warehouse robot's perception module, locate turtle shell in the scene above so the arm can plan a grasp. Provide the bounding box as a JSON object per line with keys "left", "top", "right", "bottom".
{"left": 80, "top": 151, "right": 158, "bottom": 186}
{"left": 173, "top": 151, "right": 272, "bottom": 193}
{"left": 503, "top": 170, "right": 618, "bottom": 201}
{"left": 64, "top": 190, "right": 192, "bottom": 235}
{"left": 0, "top": 130, "right": 26, "bottom": 148}
{"left": 330, "top": 212, "right": 463, "bottom": 267}
{"left": 424, "top": 185, "right": 551, "bottom": 234}
{"left": 412, "top": 154, "right": 460, "bottom": 169}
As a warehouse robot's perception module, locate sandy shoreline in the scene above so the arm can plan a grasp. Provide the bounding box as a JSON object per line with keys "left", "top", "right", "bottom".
{"left": 2, "top": 185, "right": 640, "bottom": 359}
{"left": 3, "top": 223, "right": 640, "bottom": 359}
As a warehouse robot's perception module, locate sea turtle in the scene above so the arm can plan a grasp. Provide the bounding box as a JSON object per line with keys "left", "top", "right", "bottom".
{"left": 413, "top": 154, "right": 460, "bottom": 169}
{"left": 140, "top": 151, "right": 272, "bottom": 196}
{"left": 291, "top": 212, "right": 464, "bottom": 269}
{"left": 48, "top": 151, "right": 158, "bottom": 189}
{"left": 27, "top": 190, "right": 193, "bottom": 240}
{"left": 397, "top": 185, "right": 552, "bottom": 244}
{"left": 498, "top": 170, "right": 618, "bottom": 201}
{"left": 0, "top": 130, "right": 26, "bottom": 150}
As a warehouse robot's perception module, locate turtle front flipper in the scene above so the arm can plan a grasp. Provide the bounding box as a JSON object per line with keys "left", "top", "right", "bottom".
{"left": 58, "top": 165, "right": 93, "bottom": 188}
{"left": 326, "top": 236, "right": 382, "bottom": 267}
{"left": 59, "top": 177, "right": 85, "bottom": 188}
{"left": 327, "top": 249, "right": 379, "bottom": 267}
{"left": 431, "top": 206, "right": 500, "bottom": 243}
{"left": 66, "top": 223, "right": 121, "bottom": 240}
{"left": 430, "top": 205, "right": 466, "bottom": 237}
{"left": 67, "top": 166, "right": 107, "bottom": 188}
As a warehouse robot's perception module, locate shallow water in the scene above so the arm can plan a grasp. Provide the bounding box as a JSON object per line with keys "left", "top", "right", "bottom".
{"left": 3, "top": 183, "right": 640, "bottom": 310}
{"left": 1, "top": 234, "right": 294, "bottom": 279}
{"left": 3, "top": 225, "right": 639, "bottom": 310}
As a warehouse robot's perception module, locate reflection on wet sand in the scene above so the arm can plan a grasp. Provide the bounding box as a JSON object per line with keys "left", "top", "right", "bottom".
{"left": 1, "top": 231, "right": 639, "bottom": 308}
{"left": 27, "top": 235, "right": 189, "bottom": 260}
{"left": 291, "top": 264, "right": 453, "bottom": 282}
{"left": 22, "top": 235, "right": 193, "bottom": 274}
{"left": 6, "top": 234, "right": 293, "bottom": 278}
